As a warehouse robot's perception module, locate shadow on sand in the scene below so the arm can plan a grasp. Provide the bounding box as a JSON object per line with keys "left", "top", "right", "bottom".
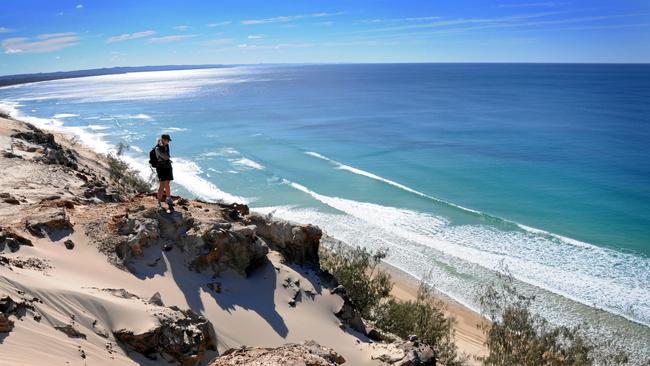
{"left": 131, "top": 243, "right": 288, "bottom": 338}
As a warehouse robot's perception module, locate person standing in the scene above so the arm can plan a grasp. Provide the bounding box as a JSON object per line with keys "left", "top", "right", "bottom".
{"left": 154, "top": 134, "right": 174, "bottom": 212}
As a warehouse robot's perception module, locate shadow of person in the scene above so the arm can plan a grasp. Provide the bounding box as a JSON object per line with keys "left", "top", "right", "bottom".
{"left": 208, "top": 259, "right": 288, "bottom": 338}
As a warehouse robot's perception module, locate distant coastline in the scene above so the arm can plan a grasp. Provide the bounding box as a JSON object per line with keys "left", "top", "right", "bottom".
{"left": 0, "top": 64, "right": 230, "bottom": 87}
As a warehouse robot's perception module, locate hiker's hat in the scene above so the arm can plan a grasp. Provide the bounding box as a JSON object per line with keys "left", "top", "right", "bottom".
{"left": 161, "top": 134, "right": 172, "bottom": 141}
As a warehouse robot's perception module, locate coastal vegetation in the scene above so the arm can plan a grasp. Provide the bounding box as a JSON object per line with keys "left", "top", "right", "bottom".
{"left": 479, "top": 271, "right": 631, "bottom": 366}
{"left": 320, "top": 241, "right": 465, "bottom": 365}
{"left": 106, "top": 153, "right": 151, "bottom": 194}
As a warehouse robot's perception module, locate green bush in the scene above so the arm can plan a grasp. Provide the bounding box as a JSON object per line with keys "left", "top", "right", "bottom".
{"left": 319, "top": 241, "right": 393, "bottom": 319}
{"left": 375, "top": 279, "right": 464, "bottom": 365}
{"left": 106, "top": 153, "right": 151, "bottom": 194}
{"left": 479, "top": 271, "right": 629, "bottom": 366}
{"left": 320, "top": 241, "right": 465, "bottom": 365}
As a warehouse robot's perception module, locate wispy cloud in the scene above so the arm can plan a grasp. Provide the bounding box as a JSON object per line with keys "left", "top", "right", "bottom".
{"left": 76, "top": 4, "right": 83, "bottom": 9}
{"left": 206, "top": 21, "right": 232, "bottom": 27}
{"left": 358, "top": 16, "right": 441, "bottom": 24}
{"left": 106, "top": 30, "right": 156, "bottom": 43}
{"left": 39, "top": 32, "right": 77, "bottom": 39}
{"left": 0, "top": 27, "right": 12, "bottom": 33}
{"left": 241, "top": 11, "right": 344, "bottom": 25}
{"left": 235, "top": 42, "right": 312, "bottom": 50}
{"left": 148, "top": 34, "right": 196, "bottom": 43}
{"left": 2, "top": 33, "right": 80, "bottom": 54}
{"left": 173, "top": 25, "right": 190, "bottom": 31}
{"left": 247, "top": 35, "right": 264, "bottom": 39}
{"left": 351, "top": 11, "right": 568, "bottom": 33}
{"left": 497, "top": 2, "right": 570, "bottom": 8}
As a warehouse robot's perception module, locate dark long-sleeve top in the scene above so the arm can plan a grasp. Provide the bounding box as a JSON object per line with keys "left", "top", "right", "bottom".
{"left": 155, "top": 144, "right": 171, "bottom": 166}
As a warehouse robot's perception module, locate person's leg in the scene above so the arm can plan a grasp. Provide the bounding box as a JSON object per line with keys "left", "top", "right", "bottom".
{"left": 163, "top": 181, "right": 171, "bottom": 200}
{"left": 157, "top": 181, "right": 164, "bottom": 201}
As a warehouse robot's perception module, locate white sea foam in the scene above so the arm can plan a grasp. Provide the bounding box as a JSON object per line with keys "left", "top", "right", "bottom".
{"left": 161, "top": 127, "right": 188, "bottom": 132}
{"left": 171, "top": 158, "right": 248, "bottom": 203}
{"left": 85, "top": 124, "right": 110, "bottom": 131}
{"left": 118, "top": 114, "right": 154, "bottom": 121}
{"left": 281, "top": 179, "right": 650, "bottom": 327}
{"left": 52, "top": 113, "right": 78, "bottom": 119}
{"left": 231, "top": 158, "right": 264, "bottom": 170}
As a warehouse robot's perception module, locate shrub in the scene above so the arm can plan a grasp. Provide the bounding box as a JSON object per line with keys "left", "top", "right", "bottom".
{"left": 478, "top": 271, "right": 629, "bottom": 366}
{"left": 320, "top": 241, "right": 465, "bottom": 365}
{"left": 375, "top": 279, "right": 464, "bottom": 365}
{"left": 319, "top": 241, "right": 393, "bottom": 320}
{"left": 106, "top": 153, "right": 151, "bottom": 194}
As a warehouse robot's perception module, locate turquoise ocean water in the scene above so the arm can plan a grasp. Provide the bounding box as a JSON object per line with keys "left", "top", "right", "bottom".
{"left": 1, "top": 64, "right": 649, "bottom": 358}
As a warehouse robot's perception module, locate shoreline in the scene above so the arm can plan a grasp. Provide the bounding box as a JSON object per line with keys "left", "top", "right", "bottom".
{"left": 378, "top": 260, "right": 488, "bottom": 363}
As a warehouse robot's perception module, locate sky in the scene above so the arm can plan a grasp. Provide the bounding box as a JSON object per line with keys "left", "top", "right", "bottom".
{"left": 0, "top": 0, "right": 649, "bottom": 75}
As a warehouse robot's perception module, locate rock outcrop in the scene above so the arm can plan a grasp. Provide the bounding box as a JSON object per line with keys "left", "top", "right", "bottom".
{"left": 24, "top": 207, "right": 74, "bottom": 239}
{"left": 0, "top": 227, "right": 33, "bottom": 252}
{"left": 244, "top": 212, "right": 321, "bottom": 265}
{"left": 208, "top": 340, "right": 345, "bottom": 366}
{"left": 370, "top": 338, "right": 436, "bottom": 366}
{"left": 114, "top": 307, "right": 216, "bottom": 365}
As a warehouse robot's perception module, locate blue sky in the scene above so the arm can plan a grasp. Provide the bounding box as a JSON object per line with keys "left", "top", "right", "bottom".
{"left": 0, "top": 0, "right": 649, "bottom": 75}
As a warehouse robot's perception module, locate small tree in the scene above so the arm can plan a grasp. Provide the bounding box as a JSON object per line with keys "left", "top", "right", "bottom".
{"left": 319, "top": 241, "right": 393, "bottom": 320}
{"left": 478, "top": 271, "right": 629, "bottom": 366}
{"left": 375, "top": 277, "right": 464, "bottom": 365}
{"left": 106, "top": 153, "right": 151, "bottom": 194}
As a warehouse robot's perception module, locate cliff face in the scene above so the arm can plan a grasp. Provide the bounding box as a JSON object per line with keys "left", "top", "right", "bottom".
{"left": 0, "top": 116, "right": 434, "bottom": 366}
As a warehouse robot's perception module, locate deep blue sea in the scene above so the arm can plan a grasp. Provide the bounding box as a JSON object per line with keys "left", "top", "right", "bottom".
{"left": 1, "top": 64, "right": 649, "bottom": 356}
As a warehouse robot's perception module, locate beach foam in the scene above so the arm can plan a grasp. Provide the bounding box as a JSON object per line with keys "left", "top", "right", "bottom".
{"left": 280, "top": 179, "right": 650, "bottom": 327}
{"left": 232, "top": 157, "right": 264, "bottom": 170}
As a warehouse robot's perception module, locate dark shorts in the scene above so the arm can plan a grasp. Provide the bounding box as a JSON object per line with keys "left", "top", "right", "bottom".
{"left": 156, "top": 165, "right": 173, "bottom": 181}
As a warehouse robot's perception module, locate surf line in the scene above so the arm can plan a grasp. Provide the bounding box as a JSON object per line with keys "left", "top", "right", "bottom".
{"left": 303, "top": 151, "right": 602, "bottom": 251}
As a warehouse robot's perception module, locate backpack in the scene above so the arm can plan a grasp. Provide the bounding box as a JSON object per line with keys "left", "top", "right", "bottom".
{"left": 149, "top": 146, "right": 158, "bottom": 168}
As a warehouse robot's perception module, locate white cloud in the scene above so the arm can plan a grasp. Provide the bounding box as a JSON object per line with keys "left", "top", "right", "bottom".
{"left": 359, "top": 16, "right": 441, "bottom": 24}
{"left": 148, "top": 34, "right": 196, "bottom": 43}
{"left": 2, "top": 33, "right": 80, "bottom": 54}
{"left": 235, "top": 42, "right": 312, "bottom": 50}
{"left": 0, "top": 27, "right": 11, "bottom": 33}
{"left": 76, "top": 4, "right": 83, "bottom": 9}
{"left": 241, "top": 11, "right": 344, "bottom": 25}
{"left": 206, "top": 21, "right": 232, "bottom": 27}
{"left": 39, "top": 32, "right": 76, "bottom": 39}
{"left": 106, "top": 30, "right": 156, "bottom": 43}
{"left": 173, "top": 25, "right": 190, "bottom": 31}
{"left": 247, "top": 35, "right": 263, "bottom": 39}
{"left": 497, "top": 2, "right": 571, "bottom": 8}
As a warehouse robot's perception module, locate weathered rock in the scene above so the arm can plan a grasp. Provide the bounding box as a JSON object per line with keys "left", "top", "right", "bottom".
{"left": 0, "top": 313, "right": 14, "bottom": 332}
{"left": 64, "top": 239, "right": 75, "bottom": 250}
{"left": 24, "top": 208, "right": 73, "bottom": 238}
{"left": 209, "top": 340, "right": 345, "bottom": 366}
{"left": 189, "top": 223, "right": 268, "bottom": 276}
{"left": 244, "top": 212, "right": 321, "bottom": 264}
{"left": 55, "top": 324, "right": 87, "bottom": 339}
{"left": 0, "top": 294, "right": 38, "bottom": 333}
{"left": 334, "top": 293, "right": 367, "bottom": 335}
{"left": 114, "top": 308, "right": 215, "bottom": 365}
{"left": 113, "top": 211, "right": 160, "bottom": 264}
{"left": 0, "top": 227, "right": 33, "bottom": 251}
{"left": 149, "top": 292, "right": 164, "bottom": 306}
{"left": 370, "top": 340, "right": 436, "bottom": 366}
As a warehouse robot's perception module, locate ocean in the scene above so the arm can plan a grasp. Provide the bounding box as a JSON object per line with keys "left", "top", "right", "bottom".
{"left": 1, "top": 63, "right": 649, "bottom": 357}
